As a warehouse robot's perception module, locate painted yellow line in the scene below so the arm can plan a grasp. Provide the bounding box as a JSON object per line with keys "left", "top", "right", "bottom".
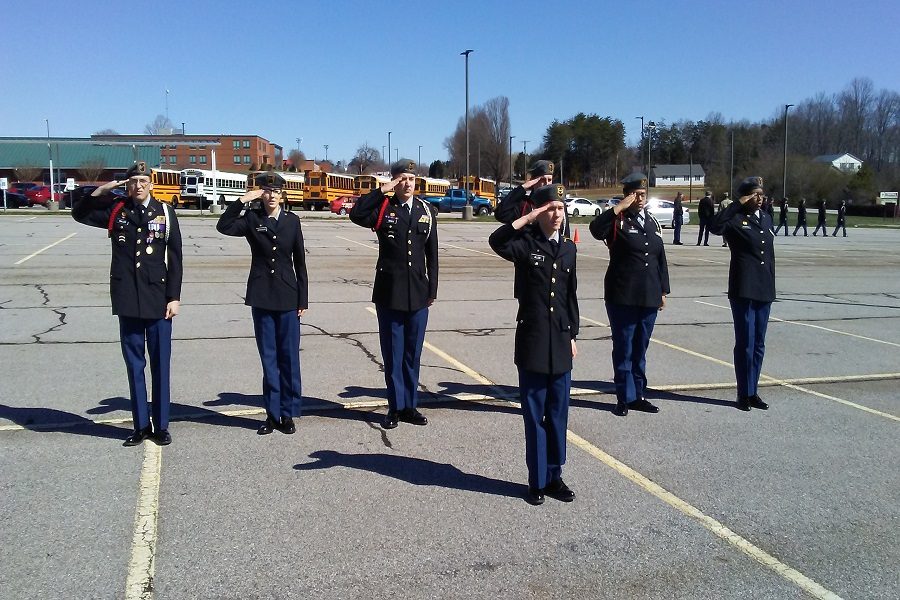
{"left": 14, "top": 232, "right": 77, "bottom": 265}
{"left": 335, "top": 235, "right": 378, "bottom": 250}
{"left": 124, "top": 442, "right": 162, "bottom": 600}
{"left": 584, "top": 313, "right": 899, "bottom": 421}
{"left": 565, "top": 431, "right": 843, "bottom": 600}
{"left": 696, "top": 300, "right": 900, "bottom": 349}
{"left": 441, "top": 242, "right": 497, "bottom": 257}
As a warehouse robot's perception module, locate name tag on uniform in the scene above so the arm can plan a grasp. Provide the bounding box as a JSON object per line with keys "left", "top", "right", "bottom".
{"left": 627, "top": 228, "right": 639, "bottom": 233}
{"left": 256, "top": 226, "right": 268, "bottom": 232}
{"left": 529, "top": 252, "right": 545, "bottom": 264}
{"left": 385, "top": 215, "right": 398, "bottom": 225}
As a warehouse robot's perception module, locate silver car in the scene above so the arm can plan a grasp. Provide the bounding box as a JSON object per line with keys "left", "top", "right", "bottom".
{"left": 565, "top": 197, "right": 602, "bottom": 217}
{"left": 646, "top": 198, "right": 690, "bottom": 228}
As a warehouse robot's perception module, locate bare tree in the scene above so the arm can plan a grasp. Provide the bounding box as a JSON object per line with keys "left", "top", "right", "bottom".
{"left": 78, "top": 159, "right": 106, "bottom": 182}
{"left": 144, "top": 115, "right": 175, "bottom": 135}
{"left": 287, "top": 149, "right": 306, "bottom": 169}
{"left": 444, "top": 96, "right": 512, "bottom": 184}
{"left": 14, "top": 165, "right": 42, "bottom": 182}
{"left": 348, "top": 144, "right": 382, "bottom": 174}
{"left": 93, "top": 128, "right": 120, "bottom": 135}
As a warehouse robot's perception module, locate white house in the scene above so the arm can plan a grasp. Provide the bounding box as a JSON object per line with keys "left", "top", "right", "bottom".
{"left": 813, "top": 152, "right": 863, "bottom": 173}
{"left": 649, "top": 164, "right": 705, "bottom": 188}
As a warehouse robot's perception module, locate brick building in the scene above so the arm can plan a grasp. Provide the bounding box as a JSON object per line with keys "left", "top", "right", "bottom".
{"left": 91, "top": 134, "right": 283, "bottom": 172}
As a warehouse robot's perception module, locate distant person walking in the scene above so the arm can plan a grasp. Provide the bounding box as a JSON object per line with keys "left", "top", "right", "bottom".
{"left": 792, "top": 198, "right": 808, "bottom": 236}
{"left": 774, "top": 198, "right": 789, "bottom": 236}
{"left": 832, "top": 199, "right": 848, "bottom": 237}
{"left": 696, "top": 191, "right": 715, "bottom": 246}
{"left": 812, "top": 199, "right": 828, "bottom": 236}
{"left": 672, "top": 192, "right": 684, "bottom": 245}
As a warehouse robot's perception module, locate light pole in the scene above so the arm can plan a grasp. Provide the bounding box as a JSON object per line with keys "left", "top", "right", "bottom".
{"left": 387, "top": 131, "right": 392, "bottom": 167}
{"left": 418, "top": 145, "right": 422, "bottom": 172}
{"left": 522, "top": 140, "right": 530, "bottom": 169}
{"left": 382, "top": 146, "right": 386, "bottom": 167}
{"left": 461, "top": 49, "right": 473, "bottom": 204}
{"left": 730, "top": 130, "right": 735, "bottom": 200}
{"left": 647, "top": 121, "right": 656, "bottom": 183}
{"left": 635, "top": 116, "right": 644, "bottom": 172}
{"left": 508, "top": 135, "right": 515, "bottom": 186}
{"left": 394, "top": 148, "right": 399, "bottom": 162}
{"left": 782, "top": 104, "right": 794, "bottom": 199}
{"left": 323, "top": 144, "right": 328, "bottom": 162}
{"left": 45, "top": 119, "right": 54, "bottom": 208}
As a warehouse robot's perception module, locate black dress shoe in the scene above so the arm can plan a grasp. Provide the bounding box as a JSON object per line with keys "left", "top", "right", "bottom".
{"left": 153, "top": 429, "right": 172, "bottom": 446}
{"left": 631, "top": 398, "right": 659, "bottom": 413}
{"left": 748, "top": 395, "right": 769, "bottom": 410}
{"left": 612, "top": 400, "right": 628, "bottom": 417}
{"left": 382, "top": 411, "right": 399, "bottom": 429}
{"left": 526, "top": 487, "right": 545, "bottom": 505}
{"left": 544, "top": 479, "right": 575, "bottom": 502}
{"left": 123, "top": 427, "right": 152, "bottom": 447}
{"left": 257, "top": 417, "right": 278, "bottom": 435}
{"left": 736, "top": 396, "right": 752, "bottom": 411}
{"left": 399, "top": 408, "right": 427, "bottom": 426}
{"left": 279, "top": 417, "right": 296, "bottom": 434}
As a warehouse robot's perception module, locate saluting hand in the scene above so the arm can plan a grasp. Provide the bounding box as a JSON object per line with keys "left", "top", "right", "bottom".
{"left": 380, "top": 177, "right": 402, "bottom": 194}
{"left": 523, "top": 175, "right": 553, "bottom": 189}
{"left": 614, "top": 193, "right": 637, "bottom": 214}
{"left": 92, "top": 180, "right": 125, "bottom": 197}
{"left": 240, "top": 189, "right": 265, "bottom": 203}
{"left": 738, "top": 194, "right": 755, "bottom": 205}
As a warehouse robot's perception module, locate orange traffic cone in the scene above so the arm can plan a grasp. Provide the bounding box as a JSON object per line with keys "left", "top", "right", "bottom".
{"left": 573, "top": 227, "right": 580, "bottom": 243}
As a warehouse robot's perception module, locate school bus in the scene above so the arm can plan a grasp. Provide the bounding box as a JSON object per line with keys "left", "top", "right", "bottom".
{"left": 415, "top": 176, "right": 451, "bottom": 198}
{"left": 459, "top": 176, "right": 497, "bottom": 206}
{"left": 304, "top": 171, "right": 355, "bottom": 210}
{"left": 355, "top": 174, "right": 390, "bottom": 197}
{"left": 151, "top": 168, "right": 182, "bottom": 206}
{"left": 246, "top": 170, "right": 305, "bottom": 210}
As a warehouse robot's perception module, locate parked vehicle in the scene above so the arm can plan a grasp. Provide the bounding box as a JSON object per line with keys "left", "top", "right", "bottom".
{"left": 427, "top": 188, "right": 493, "bottom": 215}
{"left": 2, "top": 191, "right": 29, "bottom": 208}
{"left": 646, "top": 198, "right": 690, "bottom": 227}
{"left": 25, "top": 185, "right": 63, "bottom": 206}
{"left": 67, "top": 185, "right": 128, "bottom": 209}
{"left": 330, "top": 196, "right": 357, "bottom": 215}
{"left": 564, "top": 197, "right": 601, "bottom": 217}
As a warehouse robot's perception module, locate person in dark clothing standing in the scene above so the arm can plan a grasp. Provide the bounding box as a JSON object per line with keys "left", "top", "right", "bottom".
{"left": 349, "top": 159, "right": 439, "bottom": 429}
{"left": 216, "top": 172, "right": 308, "bottom": 435}
{"left": 832, "top": 199, "right": 848, "bottom": 237}
{"left": 812, "top": 199, "right": 828, "bottom": 236}
{"left": 590, "top": 173, "right": 669, "bottom": 417}
{"left": 696, "top": 191, "right": 715, "bottom": 246}
{"left": 490, "top": 184, "right": 579, "bottom": 506}
{"left": 774, "top": 197, "right": 790, "bottom": 236}
{"left": 672, "top": 192, "right": 684, "bottom": 245}
{"left": 71, "top": 161, "right": 183, "bottom": 446}
{"left": 792, "top": 198, "right": 808, "bottom": 236}
{"left": 709, "top": 176, "right": 776, "bottom": 411}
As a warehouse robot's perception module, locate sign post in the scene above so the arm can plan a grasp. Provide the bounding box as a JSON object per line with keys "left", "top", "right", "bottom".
{"left": 879, "top": 192, "right": 899, "bottom": 218}
{"left": 1, "top": 177, "right": 7, "bottom": 211}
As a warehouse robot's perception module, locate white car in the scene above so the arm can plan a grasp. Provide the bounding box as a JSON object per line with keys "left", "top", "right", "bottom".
{"left": 646, "top": 198, "right": 690, "bottom": 228}
{"left": 565, "top": 197, "right": 602, "bottom": 217}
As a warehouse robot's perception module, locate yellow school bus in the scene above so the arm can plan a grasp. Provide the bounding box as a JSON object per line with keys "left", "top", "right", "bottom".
{"left": 305, "top": 171, "right": 355, "bottom": 210}
{"left": 415, "top": 176, "right": 451, "bottom": 198}
{"left": 151, "top": 168, "right": 182, "bottom": 206}
{"left": 355, "top": 174, "right": 390, "bottom": 197}
{"left": 459, "top": 176, "right": 497, "bottom": 206}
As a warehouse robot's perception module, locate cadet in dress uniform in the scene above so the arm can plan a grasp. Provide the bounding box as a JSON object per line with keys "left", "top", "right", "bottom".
{"left": 697, "top": 191, "right": 715, "bottom": 246}
{"left": 216, "top": 172, "right": 308, "bottom": 435}
{"left": 489, "top": 184, "right": 579, "bottom": 506}
{"left": 589, "top": 173, "right": 669, "bottom": 417}
{"left": 672, "top": 192, "right": 684, "bottom": 245}
{"left": 709, "top": 177, "right": 775, "bottom": 411}
{"left": 774, "top": 197, "right": 790, "bottom": 236}
{"left": 832, "top": 199, "right": 848, "bottom": 237}
{"left": 792, "top": 198, "right": 808, "bottom": 236}
{"left": 812, "top": 199, "right": 828, "bottom": 236}
{"left": 71, "top": 162, "right": 183, "bottom": 446}
{"left": 349, "top": 159, "right": 438, "bottom": 429}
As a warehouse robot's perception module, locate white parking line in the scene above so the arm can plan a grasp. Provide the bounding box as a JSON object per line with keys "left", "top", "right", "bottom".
{"left": 335, "top": 235, "right": 378, "bottom": 251}
{"left": 694, "top": 257, "right": 727, "bottom": 265}
{"left": 14, "top": 232, "right": 77, "bottom": 265}
{"left": 441, "top": 242, "right": 497, "bottom": 257}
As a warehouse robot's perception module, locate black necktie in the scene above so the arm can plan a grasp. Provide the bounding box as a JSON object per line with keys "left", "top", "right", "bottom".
{"left": 404, "top": 203, "right": 411, "bottom": 215}
{"left": 550, "top": 239, "right": 559, "bottom": 255}
{"left": 268, "top": 216, "right": 278, "bottom": 231}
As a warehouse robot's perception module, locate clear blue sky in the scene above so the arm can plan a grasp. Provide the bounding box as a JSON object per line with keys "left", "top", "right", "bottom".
{"left": 3, "top": 0, "right": 898, "bottom": 167}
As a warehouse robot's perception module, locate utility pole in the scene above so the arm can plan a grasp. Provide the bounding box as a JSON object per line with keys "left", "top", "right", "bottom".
{"left": 782, "top": 104, "right": 794, "bottom": 198}
{"left": 461, "top": 50, "right": 473, "bottom": 204}
{"left": 635, "top": 116, "right": 644, "bottom": 172}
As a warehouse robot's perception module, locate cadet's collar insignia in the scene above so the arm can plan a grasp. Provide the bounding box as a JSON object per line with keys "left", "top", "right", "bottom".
{"left": 407, "top": 161, "right": 415, "bottom": 171}
{"left": 555, "top": 185, "right": 564, "bottom": 199}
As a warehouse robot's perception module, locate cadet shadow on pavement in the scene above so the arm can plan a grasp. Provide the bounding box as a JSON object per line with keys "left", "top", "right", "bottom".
{"left": 337, "top": 385, "right": 386, "bottom": 401}
{"left": 293, "top": 450, "right": 524, "bottom": 499}
{"left": 0, "top": 404, "right": 127, "bottom": 439}
{"left": 87, "top": 395, "right": 260, "bottom": 430}
{"left": 648, "top": 388, "right": 739, "bottom": 409}
{"left": 207, "top": 392, "right": 376, "bottom": 424}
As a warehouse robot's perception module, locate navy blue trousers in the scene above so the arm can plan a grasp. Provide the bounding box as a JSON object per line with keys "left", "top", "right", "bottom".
{"left": 813, "top": 219, "right": 827, "bottom": 235}
{"left": 673, "top": 220, "right": 682, "bottom": 244}
{"left": 518, "top": 369, "right": 570, "bottom": 490}
{"left": 606, "top": 303, "right": 658, "bottom": 404}
{"left": 832, "top": 221, "right": 847, "bottom": 236}
{"left": 252, "top": 307, "right": 302, "bottom": 420}
{"left": 774, "top": 219, "right": 789, "bottom": 236}
{"left": 729, "top": 298, "right": 771, "bottom": 398}
{"left": 119, "top": 316, "right": 172, "bottom": 431}
{"left": 376, "top": 305, "right": 428, "bottom": 413}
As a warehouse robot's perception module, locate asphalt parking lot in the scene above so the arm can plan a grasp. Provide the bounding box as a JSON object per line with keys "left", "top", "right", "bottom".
{"left": 1, "top": 211, "right": 898, "bottom": 600}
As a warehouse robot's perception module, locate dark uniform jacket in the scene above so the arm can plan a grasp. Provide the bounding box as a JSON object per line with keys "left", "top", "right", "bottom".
{"left": 698, "top": 196, "right": 715, "bottom": 221}
{"left": 216, "top": 201, "right": 308, "bottom": 312}
{"left": 350, "top": 189, "right": 438, "bottom": 312}
{"left": 709, "top": 202, "right": 776, "bottom": 302}
{"left": 779, "top": 201, "right": 789, "bottom": 222}
{"left": 589, "top": 208, "right": 670, "bottom": 308}
{"left": 489, "top": 223, "right": 579, "bottom": 375}
{"left": 72, "top": 194, "right": 183, "bottom": 319}
{"left": 836, "top": 203, "right": 846, "bottom": 223}
{"left": 796, "top": 203, "right": 807, "bottom": 223}
{"left": 672, "top": 197, "right": 684, "bottom": 223}
{"left": 817, "top": 202, "right": 827, "bottom": 223}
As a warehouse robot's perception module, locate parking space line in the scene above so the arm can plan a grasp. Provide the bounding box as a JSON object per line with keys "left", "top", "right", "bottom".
{"left": 14, "top": 232, "right": 77, "bottom": 265}
{"left": 694, "top": 257, "right": 727, "bottom": 265}
{"left": 441, "top": 242, "right": 497, "bottom": 257}
{"left": 582, "top": 314, "right": 900, "bottom": 422}
{"left": 124, "top": 442, "right": 162, "bottom": 600}
{"left": 335, "top": 235, "right": 378, "bottom": 250}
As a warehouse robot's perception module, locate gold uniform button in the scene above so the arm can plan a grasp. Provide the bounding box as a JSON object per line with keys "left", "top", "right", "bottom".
{"left": 550, "top": 292, "right": 555, "bottom": 297}
{"left": 644, "top": 262, "right": 649, "bottom": 266}
{"left": 408, "top": 250, "right": 412, "bottom": 256}
{"left": 551, "top": 277, "right": 556, "bottom": 283}
{"left": 408, "top": 240, "right": 412, "bottom": 245}
{"left": 272, "top": 235, "right": 277, "bottom": 239}
{"left": 645, "top": 242, "right": 649, "bottom": 246}
{"left": 760, "top": 261, "right": 765, "bottom": 265}
{"left": 550, "top": 307, "right": 554, "bottom": 312}
{"left": 552, "top": 263, "right": 557, "bottom": 269}
{"left": 644, "top": 252, "right": 649, "bottom": 256}
{"left": 270, "top": 269, "right": 275, "bottom": 273}
{"left": 136, "top": 262, "right": 141, "bottom": 268}
{"left": 271, "top": 258, "right": 276, "bottom": 262}
{"left": 136, "top": 251, "right": 141, "bottom": 256}
{"left": 136, "top": 239, "right": 142, "bottom": 245}
{"left": 137, "top": 228, "right": 143, "bottom": 233}
{"left": 272, "top": 247, "right": 277, "bottom": 251}
{"left": 408, "top": 261, "right": 412, "bottom": 266}
{"left": 761, "top": 240, "right": 766, "bottom": 244}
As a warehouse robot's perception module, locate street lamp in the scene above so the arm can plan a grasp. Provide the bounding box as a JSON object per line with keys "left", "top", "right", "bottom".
{"left": 782, "top": 104, "right": 794, "bottom": 198}
{"left": 45, "top": 119, "right": 54, "bottom": 207}
{"left": 382, "top": 145, "right": 386, "bottom": 166}
{"left": 509, "top": 135, "right": 515, "bottom": 186}
{"left": 387, "top": 131, "right": 392, "bottom": 168}
{"left": 647, "top": 121, "right": 657, "bottom": 183}
{"left": 522, "top": 140, "right": 530, "bottom": 171}
{"left": 635, "top": 116, "right": 644, "bottom": 172}
{"left": 730, "top": 130, "right": 735, "bottom": 200}
{"left": 323, "top": 144, "right": 328, "bottom": 162}
{"left": 461, "top": 49, "right": 473, "bottom": 204}
{"left": 418, "top": 145, "right": 422, "bottom": 172}
{"left": 394, "top": 148, "right": 399, "bottom": 162}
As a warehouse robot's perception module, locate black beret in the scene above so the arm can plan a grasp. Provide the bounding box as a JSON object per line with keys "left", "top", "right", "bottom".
{"left": 390, "top": 159, "right": 416, "bottom": 178}
{"left": 737, "top": 176, "right": 764, "bottom": 197}
{"left": 528, "top": 160, "right": 554, "bottom": 177}
{"left": 621, "top": 172, "right": 647, "bottom": 194}
{"left": 254, "top": 172, "right": 287, "bottom": 189}
{"left": 531, "top": 184, "right": 566, "bottom": 207}
{"left": 126, "top": 162, "right": 150, "bottom": 178}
